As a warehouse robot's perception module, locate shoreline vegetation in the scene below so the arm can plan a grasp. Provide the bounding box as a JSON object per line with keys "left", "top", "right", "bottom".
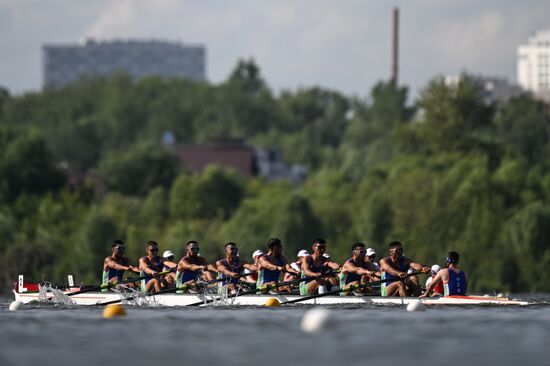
{"left": 1, "top": 59, "right": 549, "bottom": 292}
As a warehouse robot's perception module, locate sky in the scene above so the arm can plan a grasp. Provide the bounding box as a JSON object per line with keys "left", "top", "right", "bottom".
{"left": 0, "top": 0, "right": 548, "bottom": 100}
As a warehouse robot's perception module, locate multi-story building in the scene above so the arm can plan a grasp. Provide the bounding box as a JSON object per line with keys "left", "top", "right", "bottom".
{"left": 518, "top": 29, "right": 550, "bottom": 102}
{"left": 43, "top": 39, "right": 205, "bottom": 88}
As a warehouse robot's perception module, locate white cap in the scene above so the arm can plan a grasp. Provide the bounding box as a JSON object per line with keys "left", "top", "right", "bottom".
{"left": 323, "top": 253, "right": 331, "bottom": 259}
{"left": 163, "top": 250, "right": 174, "bottom": 259}
{"left": 431, "top": 264, "right": 441, "bottom": 275}
{"left": 252, "top": 250, "right": 264, "bottom": 259}
{"left": 366, "top": 248, "right": 376, "bottom": 256}
{"left": 297, "top": 249, "right": 309, "bottom": 257}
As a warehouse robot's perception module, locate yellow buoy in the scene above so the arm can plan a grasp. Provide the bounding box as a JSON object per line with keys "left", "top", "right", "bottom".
{"left": 102, "top": 304, "right": 127, "bottom": 318}
{"left": 264, "top": 297, "right": 281, "bottom": 307}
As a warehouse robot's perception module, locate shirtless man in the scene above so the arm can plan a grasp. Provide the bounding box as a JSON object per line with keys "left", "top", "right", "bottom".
{"left": 379, "top": 241, "right": 429, "bottom": 297}
{"left": 139, "top": 241, "right": 175, "bottom": 293}
{"left": 216, "top": 242, "right": 256, "bottom": 294}
{"left": 101, "top": 240, "right": 139, "bottom": 292}
{"left": 339, "top": 242, "right": 376, "bottom": 295}
{"left": 421, "top": 251, "right": 468, "bottom": 297}
{"left": 300, "top": 239, "right": 340, "bottom": 295}
{"left": 176, "top": 241, "right": 216, "bottom": 293}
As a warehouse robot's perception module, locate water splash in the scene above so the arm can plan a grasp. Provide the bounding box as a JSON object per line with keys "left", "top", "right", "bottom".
{"left": 37, "top": 282, "right": 76, "bottom": 306}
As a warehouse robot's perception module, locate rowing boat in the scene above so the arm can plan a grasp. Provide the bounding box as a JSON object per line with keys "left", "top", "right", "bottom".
{"left": 12, "top": 274, "right": 530, "bottom": 306}
{"left": 12, "top": 289, "right": 530, "bottom": 306}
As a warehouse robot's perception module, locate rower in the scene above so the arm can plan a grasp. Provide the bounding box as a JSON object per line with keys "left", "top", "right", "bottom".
{"left": 176, "top": 241, "right": 216, "bottom": 293}
{"left": 162, "top": 250, "right": 177, "bottom": 287}
{"left": 420, "top": 252, "right": 467, "bottom": 298}
{"left": 283, "top": 249, "right": 309, "bottom": 283}
{"left": 300, "top": 238, "right": 340, "bottom": 295}
{"left": 139, "top": 241, "right": 175, "bottom": 293}
{"left": 102, "top": 240, "right": 139, "bottom": 292}
{"left": 216, "top": 242, "right": 256, "bottom": 294}
{"left": 256, "top": 238, "right": 290, "bottom": 293}
{"left": 244, "top": 250, "right": 263, "bottom": 284}
{"left": 379, "top": 241, "right": 429, "bottom": 297}
{"left": 339, "top": 242, "right": 376, "bottom": 295}
{"left": 365, "top": 248, "right": 381, "bottom": 272}
{"left": 424, "top": 264, "right": 444, "bottom": 296}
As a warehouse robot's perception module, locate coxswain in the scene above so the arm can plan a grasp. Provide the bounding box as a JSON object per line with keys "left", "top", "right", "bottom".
{"left": 339, "top": 242, "right": 376, "bottom": 295}
{"left": 300, "top": 238, "right": 340, "bottom": 295}
{"left": 176, "top": 241, "right": 216, "bottom": 293}
{"left": 424, "top": 264, "right": 444, "bottom": 296}
{"left": 102, "top": 240, "right": 139, "bottom": 292}
{"left": 216, "top": 242, "right": 256, "bottom": 294}
{"left": 256, "top": 238, "right": 290, "bottom": 293}
{"left": 379, "top": 241, "right": 429, "bottom": 297}
{"left": 139, "top": 241, "right": 175, "bottom": 293}
{"left": 420, "top": 251, "right": 467, "bottom": 297}
{"left": 365, "top": 248, "right": 381, "bottom": 272}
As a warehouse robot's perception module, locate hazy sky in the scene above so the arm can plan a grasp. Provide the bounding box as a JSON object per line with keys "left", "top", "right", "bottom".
{"left": 0, "top": 0, "right": 548, "bottom": 99}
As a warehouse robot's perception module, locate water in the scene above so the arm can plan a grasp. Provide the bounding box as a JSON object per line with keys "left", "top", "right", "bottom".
{"left": 1, "top": 294, "right": 550, "bottom": 366}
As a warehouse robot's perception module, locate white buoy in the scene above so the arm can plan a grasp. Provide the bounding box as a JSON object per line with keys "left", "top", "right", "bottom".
{"left": 406, "top": 301, "right": 426, "bottom": 312}
{"left": 9, "top": 301, "right": 24, "bottom": 311}
{"left": 300, "top": 308, "right": 331, "bottom": 333}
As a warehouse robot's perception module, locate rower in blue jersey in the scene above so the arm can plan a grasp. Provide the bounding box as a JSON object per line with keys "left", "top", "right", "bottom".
{"left": 379, "top": 241, "right": 429, "bottom": 297}
{"left": 339, "top": 242, "right": 376, "bottom": 295}
{"left": 216, "top": 242, "right": 256, "bottom": 294}
{"left": 101, "top": 240, "right": 139, "bottom": 292}
{"left": 176, "top": 241, "right": 217, "bottom": 293}
{"left": 139, "top": 240, "right": 176, "bottom": 293}
{"left": 257, "top": 238, "right": 290, "bottom": 293}
{"left": 300, "top": 238, "right": 340, "bottom": 295}
{"left": 421, "top": 251, "right": 468, "bottom": 297}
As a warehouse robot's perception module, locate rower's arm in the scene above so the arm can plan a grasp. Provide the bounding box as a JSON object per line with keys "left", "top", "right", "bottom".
{"left": 163, "top": 260, "right": 177, "bottom": 269}
{"left": 179, "top": 259, "right": 205, "bottom": 272}
{"left": 243, "top": 263, "right": 256, "bottom": 271}
{"left": 104, "top": 257, "right": 130, "bottom": 271}
{"left": 343, "top": 261, "right": 371, "bottom": 276}
{"left": 408, "top": 260, "right": 429, "bottom": 273}
{"left": 139, "top": 257, "right": 157, "bottom": 275}
{"left": 258, "top": 256, "right": 283, "bottom": 272}
{"left": 380, "top": 259, "right": 405, "bottom": 277}
{"left": 327, "top": 260, "right": 340, "bottom": 271}
{"left": 216, "top": 260, "right": 236, "bottom": 277}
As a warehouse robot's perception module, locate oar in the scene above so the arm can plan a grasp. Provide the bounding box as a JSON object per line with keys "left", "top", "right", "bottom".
{"left": 67, "top": 268, "right": 176, "bottom": 297}
{"left": 279, "top": 271, "right": 422, "bottom": 305}
{"left": 186, "top": 270, "right": 339, "bottom": 307}
{"left": 96, "top": 271, "right": 257, "bottom": 306}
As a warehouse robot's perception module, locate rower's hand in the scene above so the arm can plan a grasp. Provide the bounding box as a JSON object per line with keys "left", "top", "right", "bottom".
{"left": 150, "top": 270, "right": 158, "bottom": 276}
{"left": 421, "top": 267, "right": 430, "bottom": 274}
{"left": 200, "top": 265, "right": 208, "bottom": 271}
{"left": 419, "top": 293, "right": 428, "bottom": 298}
{"left": 398, "top": 272, "right": 407, "bottom": 279}
{"left": 230, "top": 272, "right": 240, "bottom": 278}
{"left": 277, "top": 266, "right": 284, "bottom": 272}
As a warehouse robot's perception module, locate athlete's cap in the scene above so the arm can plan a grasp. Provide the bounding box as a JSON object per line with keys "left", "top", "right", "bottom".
{"left": 431, "top": 264, "right": 441, "bottom": 275}
{"left": 252, "top": 250, "right": 264, "bottom": 259}
{"left": 366, "top": 248, "right": 376, "bottom": 257}
{"left": 163, "top": 250, "right": 174, "bottom": 259}
{"left": 297, "top": 250, "right": 310, "bottom": 257}
{"left": 323, "top": 253, "right": 331, "bottom": 259}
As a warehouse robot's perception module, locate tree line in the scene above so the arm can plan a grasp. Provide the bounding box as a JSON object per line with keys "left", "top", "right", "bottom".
{"left": 1, "top": 59, "right": 549, "bottom": 292}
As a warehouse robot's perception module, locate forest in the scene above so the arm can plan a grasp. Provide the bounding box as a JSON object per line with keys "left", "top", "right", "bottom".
{"left": 1, "top": 59, "right": 549, "bottom": 292}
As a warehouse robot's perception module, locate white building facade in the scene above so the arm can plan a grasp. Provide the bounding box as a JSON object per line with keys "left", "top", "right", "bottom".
{"left": 518, "top": 29, "right": 550, "bottom": 102}
{"left": 43, "top": 39, "right": 205, "bottom": 88}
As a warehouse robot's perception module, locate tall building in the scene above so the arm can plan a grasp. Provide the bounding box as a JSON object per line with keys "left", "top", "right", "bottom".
{"left": 518, "top": 29, "right": 550, "bottom": 102}
{"left": 43, "top": 39, "right": 205, "bottom": 88}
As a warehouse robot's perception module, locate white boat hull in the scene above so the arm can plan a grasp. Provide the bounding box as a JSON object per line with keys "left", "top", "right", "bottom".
{"left": 12, "top": 290, "right": 530, "bottom": 306}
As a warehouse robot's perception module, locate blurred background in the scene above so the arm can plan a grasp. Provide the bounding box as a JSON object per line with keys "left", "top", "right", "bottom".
{"left": 0, "top": 0, "right": 549, "bottom": 293}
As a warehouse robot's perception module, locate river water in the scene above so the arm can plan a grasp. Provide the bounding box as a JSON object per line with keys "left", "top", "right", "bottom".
{"left": 1, "top": 294, "right": 549, "bottom": 366}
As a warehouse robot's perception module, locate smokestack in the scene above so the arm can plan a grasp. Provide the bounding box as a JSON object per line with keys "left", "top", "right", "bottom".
{"left": 391, "top": 7, "right": 399, "bottom": 84}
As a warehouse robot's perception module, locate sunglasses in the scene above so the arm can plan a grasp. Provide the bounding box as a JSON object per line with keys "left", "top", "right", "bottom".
{"left": 115, "top": 246, "right": 126, "bottom": 251}
{"left": 228, "top": 247, "right": 238, "bottom": 252}
{"left": 149, "top": 248, "right": 158, "bottom": 253}
{"left": 357, "top": 250, "right": 366, "bottom": 255}
{"left": 190, "top": 247, "right": 200, "bottom": 252}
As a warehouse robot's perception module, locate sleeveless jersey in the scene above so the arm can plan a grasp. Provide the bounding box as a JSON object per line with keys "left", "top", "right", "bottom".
{"left": 299, "top": 256, "right": 329, "bottom": 295}
{"left": 101, "top": 257, "right": 128, "bottom": 292}
{"left": 218, "top": 258, "right": 243, "bottom": 285}
{"left": 140, "top": 256, "right": 163, "bottom": 291}
{"left": 339, "top": 257, "right": 366, "bottom": 289}
{"left": 257, "top": 255, "right": 284, "bottom": 287}
{"left": 176, "top": 256, "right": 202, "bottom": 286}
{"left": 444, "top": 269, "right": 467, "bottom": 296}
